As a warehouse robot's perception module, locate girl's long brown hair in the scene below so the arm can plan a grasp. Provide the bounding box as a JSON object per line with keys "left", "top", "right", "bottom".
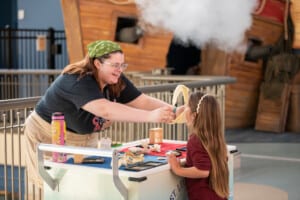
{"left": 189, "top": 92, "right": 229, "bottom": 199}
{"left": 62, "top": 51, "right": 125, "bottom": 98}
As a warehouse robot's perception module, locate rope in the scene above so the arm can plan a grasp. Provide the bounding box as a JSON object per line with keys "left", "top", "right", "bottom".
{"left": 170, "top": 85, "right": 190, "bottom": 124}
{"left": 253, "top": 0, "right": 267, "bottom": 15}
{"left": 290, "top": 0, "right": 300, "bottom": 48}
{"left": 284, "top": 0, "right": 290, "bottom": 40}
{"left": 107, "top": 0, "right": 135, "bottom": 5}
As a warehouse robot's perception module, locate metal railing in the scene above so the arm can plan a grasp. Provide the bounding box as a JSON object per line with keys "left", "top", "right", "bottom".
{"left": 0, "top": 72, "right": 235, "bottom": 200}
{"left": 0, "top": 69, "right": 231, "bottom": 99}
{"left": 0, "top": 69, "right": 61, "bottom": 99}
{"left": 0, "top": 27, "right": 68, "bottom": 70}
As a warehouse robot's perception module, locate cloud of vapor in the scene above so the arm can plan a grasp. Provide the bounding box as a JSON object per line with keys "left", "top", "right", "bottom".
{"left": 135, "top": 0, "right": 258, "bottom": 52}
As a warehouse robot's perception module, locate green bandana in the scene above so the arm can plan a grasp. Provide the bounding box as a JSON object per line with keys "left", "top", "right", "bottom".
{"left": 87, "top": 40, "right": 122, "bottom": 58}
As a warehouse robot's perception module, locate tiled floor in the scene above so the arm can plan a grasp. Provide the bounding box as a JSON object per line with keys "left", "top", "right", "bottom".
{"left": 226, "top": 129, "right": 300, "bottom": 200}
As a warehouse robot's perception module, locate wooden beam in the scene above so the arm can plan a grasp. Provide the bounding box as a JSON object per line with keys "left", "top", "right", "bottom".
{"left": 61, "top": 0, "right": 84, "bottom": 63}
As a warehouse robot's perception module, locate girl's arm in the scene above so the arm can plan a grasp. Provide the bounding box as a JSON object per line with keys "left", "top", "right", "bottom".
{"left": 168, "top": 154, "right": 209, "bottom": 178}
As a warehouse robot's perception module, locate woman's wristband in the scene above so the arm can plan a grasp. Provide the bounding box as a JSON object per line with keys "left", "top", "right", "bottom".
{"left": 173, "top": 107, "right": 177, "bottom": 113}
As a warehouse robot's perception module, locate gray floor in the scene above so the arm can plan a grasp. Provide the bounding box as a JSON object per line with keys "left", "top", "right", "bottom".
{"left": 225, "top": 129, "right": 300, "bottom": 200}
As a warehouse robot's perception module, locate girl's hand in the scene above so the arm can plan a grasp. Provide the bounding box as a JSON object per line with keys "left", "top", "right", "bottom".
{"left": 167, "top": 153, "right": 181, "bottom": 174}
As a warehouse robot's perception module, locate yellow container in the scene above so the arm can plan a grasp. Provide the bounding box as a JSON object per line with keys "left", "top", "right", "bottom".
{"left": 51, "top": 112, "right": 67, "bottom": 162}
{"left": 149, "top": 127, "right": 163, "bottom": 144}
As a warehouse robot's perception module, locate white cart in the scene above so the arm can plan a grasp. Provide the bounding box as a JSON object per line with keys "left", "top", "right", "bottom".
{"left": 38, "top": 140, "right": 237, "bottom": 200}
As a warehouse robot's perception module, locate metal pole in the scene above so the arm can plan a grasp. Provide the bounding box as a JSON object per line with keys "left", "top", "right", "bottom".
{"left": 47, "top": 27, "right": 55, "bottom": 69}
{"left": 5, "top": 26, "right": 13, "bottom": 69}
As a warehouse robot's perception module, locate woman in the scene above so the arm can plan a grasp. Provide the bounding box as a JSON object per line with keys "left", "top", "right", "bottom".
{"left": 168, "top": 92, "right": 229, "bottom": 200}
{"left": 24, "top": 40, "right": 175, "bottom": 198}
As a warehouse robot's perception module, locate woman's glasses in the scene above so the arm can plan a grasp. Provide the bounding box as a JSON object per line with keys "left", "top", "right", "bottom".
{"left": 103, "top": 61, "right": 128, "bottom": 70}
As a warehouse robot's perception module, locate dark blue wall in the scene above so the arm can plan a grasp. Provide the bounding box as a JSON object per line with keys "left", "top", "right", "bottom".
{"left": 18, "top": 0, "right": 64, "bottom": 29}
{"left": 0, "top": 165, "right": 25, "bottom": 200}
{"left": 1, "top": 0, "right": 63, "bottom": 29}
{"left": 0, "top": 0, "right": 17, "bottom": 28}
{"left": 0, "top": 0, "right": 67, "bottom": 70}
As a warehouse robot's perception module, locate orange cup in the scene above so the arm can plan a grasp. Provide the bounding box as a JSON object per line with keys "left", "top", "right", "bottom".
{"left": 149, "top": 127, "right": 163, "bottom": 144}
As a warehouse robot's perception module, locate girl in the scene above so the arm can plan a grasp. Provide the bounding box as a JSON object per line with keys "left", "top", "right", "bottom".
{"left": 168, "top": 92, "right": 229, "bottom": 200}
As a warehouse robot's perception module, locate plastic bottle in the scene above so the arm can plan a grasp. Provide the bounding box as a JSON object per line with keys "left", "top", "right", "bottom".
{"left": 51, "top": 112, "right": 67, "bottom": 162}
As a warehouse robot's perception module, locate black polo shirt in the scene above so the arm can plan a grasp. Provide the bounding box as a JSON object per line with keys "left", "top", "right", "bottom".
{"left": 36, "top": 73, "right": 141, "bottom": 134}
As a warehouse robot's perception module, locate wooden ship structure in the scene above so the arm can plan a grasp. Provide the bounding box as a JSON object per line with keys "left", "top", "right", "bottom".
{"left": 60, "top": 0, "right": 300, "bottom": 133}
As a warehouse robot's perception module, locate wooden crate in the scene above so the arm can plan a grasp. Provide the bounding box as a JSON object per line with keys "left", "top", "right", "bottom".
{"left": 201, "top": 15, "right": 283, "bottom": 129}
{"left": 286, "top": 84, "right": 300, "bottom": 133}
{"left": 61, "top": 0, "right": 173, "bottom": 71}
{"left": 255, "top": 83, "right": 291, "bottom": 133}
{"left": 291, "top": 0, "right": 300, "bottom": 48}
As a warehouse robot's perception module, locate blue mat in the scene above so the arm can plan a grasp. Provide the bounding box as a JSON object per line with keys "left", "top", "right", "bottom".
{"left": 65, "top": 155, "right": 167, "bottom": 171}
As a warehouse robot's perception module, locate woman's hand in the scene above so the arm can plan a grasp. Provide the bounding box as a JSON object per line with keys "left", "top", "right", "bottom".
{"left": 101, "top": 120, "right": 113, "bottom": 130}
{"left": 149, "top": 106, "right": 175, "bottom": 123}
{"left": 174, "top": 105, "right": 185, "bottom": 118}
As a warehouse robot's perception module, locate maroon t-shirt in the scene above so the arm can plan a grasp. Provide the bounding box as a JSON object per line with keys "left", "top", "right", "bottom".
{"left": 185, "top": 134, "right": 226, "bottom": 200}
